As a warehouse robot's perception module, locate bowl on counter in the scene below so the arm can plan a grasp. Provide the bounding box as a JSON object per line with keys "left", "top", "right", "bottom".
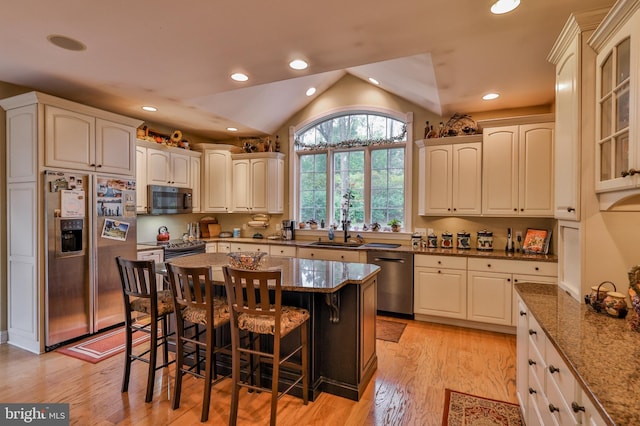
{"left": 227, "top": 252, "right": 267, "bottom": 270}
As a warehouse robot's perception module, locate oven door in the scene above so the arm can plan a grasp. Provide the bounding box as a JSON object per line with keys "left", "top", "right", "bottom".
{"left": 148, "top": 185, "right": 193, "bottom": 214}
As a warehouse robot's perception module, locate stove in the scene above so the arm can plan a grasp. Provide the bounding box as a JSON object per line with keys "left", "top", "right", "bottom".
{"left": 160, "top": 240, "right": 207, "bottom": 260}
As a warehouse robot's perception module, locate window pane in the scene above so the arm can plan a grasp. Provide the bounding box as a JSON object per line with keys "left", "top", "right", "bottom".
{"left": 601, "top": 95, "right": 612, "bottom": 139}
{"left": 333, "top": 151, "right": 364, "bottom": 226}
{"left": 600, "top": 140, "right": 611, "bottom": 181}
{"left": 616, "top": 83, "right": 629, "bottom": 131}
{"left": 617, "top": 38, "right": 630, "bottom": 85}
{"left": 601, "top": 53, "right": 613, "bottom": 96}
{"left": 299, "top": 153, "right": 327, "bottom": 223}
{"left": 614, "top": 132, "right": 629, "bottom": 178}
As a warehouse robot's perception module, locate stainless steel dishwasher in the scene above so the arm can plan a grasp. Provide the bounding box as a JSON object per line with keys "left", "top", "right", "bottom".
{"left": 367, "top": 250, "right": 414, "bottom": 318}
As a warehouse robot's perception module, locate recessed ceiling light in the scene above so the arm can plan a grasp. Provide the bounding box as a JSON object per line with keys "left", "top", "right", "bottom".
{"left": 305, "top": 87, "right": 316, "bottom": 96}
{"left": 227, "top": 127, "right": 238, "bottom": 132}
{"left": 483, "top": 93, "right": 500, "bottom": 100}
{"left": 231, "top": 73, "right": 249, "bottom": 82}
{"left": 289, "top": 59, "right": 308, "bottom": 70}
{"left": 141, "top": 106, "right": 157, "bottom": 112}
{"left": 368, "top": 77, "right": 380, "bottom": 85}
{"left": 490, "top": 0, "right": 520, "bottom": 15}
{"left": 47, "top": 34, "right": 86, "bottom": 51}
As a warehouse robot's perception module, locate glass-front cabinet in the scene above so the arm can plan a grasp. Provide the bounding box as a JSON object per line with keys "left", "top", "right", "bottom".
{"left": 590, "top": 0, "right": 640, "bottom": 202}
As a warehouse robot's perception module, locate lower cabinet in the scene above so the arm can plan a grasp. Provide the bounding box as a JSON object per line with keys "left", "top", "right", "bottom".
{"left": 297, "top": 247, "right": 364, "bottom": 262}
{"left": 414, "top": 255, "right": 467, "bottom": 319}
{"left": 137, "top": 249, "right": 164, "bottom": 291}
{"left": 205, "top": 242, "right": 217, "bottom": 253}
{"left": 269, "top": 245, "right": 297, "bottom": 257}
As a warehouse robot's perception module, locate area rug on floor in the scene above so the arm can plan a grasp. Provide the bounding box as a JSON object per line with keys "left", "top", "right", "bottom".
{"left": 376, "top": 319, "right": 407, "bottom": 343}
{"left": 442, "top": 389, "right": 523, "bottom": 426}
{"left": 56, "top": 327, "right": 150, "bottom": 364}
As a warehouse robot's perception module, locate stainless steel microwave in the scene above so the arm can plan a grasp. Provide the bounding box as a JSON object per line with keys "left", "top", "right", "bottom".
{"left": 147, "top": 185, "right": 193, "bottom": 214}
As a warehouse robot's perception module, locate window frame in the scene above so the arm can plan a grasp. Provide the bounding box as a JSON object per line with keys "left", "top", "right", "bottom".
{"left": 289, "top": 107, "right": 413, "bottom": 233}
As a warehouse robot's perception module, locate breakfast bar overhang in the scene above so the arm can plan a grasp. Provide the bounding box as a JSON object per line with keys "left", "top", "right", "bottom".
{"left": 163, "top": 253, "right": 380, "bottom": 402}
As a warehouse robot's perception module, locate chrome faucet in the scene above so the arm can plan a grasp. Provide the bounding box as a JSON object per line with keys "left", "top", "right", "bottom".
{"left": 342, "top": 219, "right": 351, "bottom": 243}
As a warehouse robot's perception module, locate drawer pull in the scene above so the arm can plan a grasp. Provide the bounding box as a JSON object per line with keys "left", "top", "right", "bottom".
{"left": 528, "top": 359, "right": 536, "bottom": 366}
{"left": 528, "top": 329, "right": 537, "bottom": 335}
{"left": 535, "top": 266, "right": 539, "bottom": 271}
{"left": 548, "top": 365, "right": 560, "bottom": 374}
{"left": 487, "top": 263, "right": 492, "bottom": 268}
{"left": 571, "top": 402, "right": 585, "bottom": 413}
{"left": 548, "top": 404, "right": 560, "bottom": 413}
{"left": 519, "top": 310, "right": 527, "bottom": 316}
{"left": 438, "top": 261, "right": 442, "bottom": 264}
{"left": 528, "top": 387, "right": 537, "bottom": 394}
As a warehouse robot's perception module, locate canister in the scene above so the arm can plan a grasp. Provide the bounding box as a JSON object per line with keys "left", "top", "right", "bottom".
{"left": 477, "top": 230, "right": 493, "bottom": 251}
{"left": 441, "top": 231, "right": 453, "bottom": 249}
{"left": 411, "top": 233, "right": 422, "bottom": 250}
{"left": 457, "top": 231, "right": 471, "bottom": 249}
{"left": 427, "top": 233, "right": 438, "bottom": 248}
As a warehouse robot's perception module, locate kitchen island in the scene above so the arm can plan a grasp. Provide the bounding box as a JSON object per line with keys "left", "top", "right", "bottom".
{"left": 163, "top": 253, "right": 380, "bottom": 402}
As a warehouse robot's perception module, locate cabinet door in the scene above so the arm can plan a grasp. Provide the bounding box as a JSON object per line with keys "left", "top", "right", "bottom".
{"left": 359, "top": 276, "right": 377, "bottom": 378}
{"left": 414, "top": 267, "right": 466, "bottom": 319}
{"left": 135, "top": 146, "right": 147, "bottom": 213}
{"left": 482, "top": 126, "right": 518, "bottom": 215}
{"left": 467, "top": 270, "right": 512, "bottom": 325}
{"left": 190, "top": 156, "right": 201, "bottom": 212}
{"left": 170, "top": 152, "right": 190, "bottom": 187}
{"left": 453, "top": 142, "right": 482, "bottom": 215}
{"left": 519, "top": 123, "right": 554, "bottom": 216}
{"left": 45, "top": 105, "right": 95, "bottom": 171}
{"left": 202, "top": 149, "right": 231, "bottom": 212}
{"left": 516, "top": 297, "right": 529, "bottom": 419}
{"left": 250, "top": 158, "right": 268, "bottom": 212}
{"left": 231, "top": 159, "right": 251, "bottom": 212}
{"left": 554, "top": 36, "right": 581, "bottom": 220}
{"left": 423, "top": 145, "right": 453, "bottom": 215}
{"left": 297, "top": 247, "right": 360, "bottom": 262}
{"left": 95, "top": 118, "right": 135, "bottom": 176}
{"left": 146, "top": 149, "right": 171, "bottom": 185}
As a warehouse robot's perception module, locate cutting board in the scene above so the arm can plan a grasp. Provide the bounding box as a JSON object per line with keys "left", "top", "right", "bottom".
{"left": 208, "top": 223, "right": 221, "bottom": 237}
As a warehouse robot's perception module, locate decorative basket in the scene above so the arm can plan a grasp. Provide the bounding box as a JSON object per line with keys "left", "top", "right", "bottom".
{"left": 584, "top": 281, "right": 628, "bottom": 319}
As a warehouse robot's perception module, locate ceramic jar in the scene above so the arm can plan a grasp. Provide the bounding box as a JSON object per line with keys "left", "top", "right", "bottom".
{"left": 604, "top": 291, "right": 628, "bottom": 317}
{"left": 589, "top": 285, "right": 610, "bottom": 306}
{"left": 477, "top": 230, "right": 493, "bottom": 251}
{"left": 427, "top": 233, "right": 438, "bottom": 248}
{"left": 411, "top": 233, "right": 422, "bottom": 250}
{"left": 441, "top": 231, "right": 453, "bottom": 249}
{"left": 457, "top": 231, "right": 471, "bottom": 249}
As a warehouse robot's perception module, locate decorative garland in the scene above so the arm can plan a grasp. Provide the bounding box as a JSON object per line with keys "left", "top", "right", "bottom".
{"left": 294, "top": 125, "right": 407, "bottom": 151}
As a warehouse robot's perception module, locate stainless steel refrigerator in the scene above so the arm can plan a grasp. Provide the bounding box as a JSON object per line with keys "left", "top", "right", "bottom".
{"left": 44, "top": 170, "right": 137, "bottom": 350}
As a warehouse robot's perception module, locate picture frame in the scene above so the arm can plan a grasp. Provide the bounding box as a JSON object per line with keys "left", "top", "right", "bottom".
{"left": 522, "top": 228, "right": 551, "bottom": 254}
{"left": 101, "top": 218, "right": 130, "bottom": 241}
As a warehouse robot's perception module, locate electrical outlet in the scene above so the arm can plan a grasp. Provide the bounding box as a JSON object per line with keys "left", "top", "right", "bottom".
{"left": 275, "top": 223, "right": 282, "bottom": 231}
{"left": 415, "top": 227, "right": 426, "bottom": 236}
{"left": 427, "top": 228, "right": 434, "bottom": 236}
{"left": 242, "top": 224, "right": 247, "bottom": 230}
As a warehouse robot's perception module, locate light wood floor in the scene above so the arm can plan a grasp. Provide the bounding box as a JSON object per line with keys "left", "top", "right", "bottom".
{"left": 0, "top": 317, "right": 517, "bottom": 425}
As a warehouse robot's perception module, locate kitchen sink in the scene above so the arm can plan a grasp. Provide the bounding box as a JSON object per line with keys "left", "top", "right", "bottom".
{"left": 362, "top": 242, "right": 402, "bottom": 249}
{"left": 309, "top": 241, "right": 363, "bottom": 248}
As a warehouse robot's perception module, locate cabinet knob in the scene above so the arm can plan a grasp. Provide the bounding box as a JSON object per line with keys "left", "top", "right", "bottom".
{"left": 507, "top": 278, "right": 511, "bottom": 282}
{"left": 535, "top": 267, "right": 539, "bottom": 271}
{"left": 437, "top": 261, "right": 442, "bottom": 265}
{"left": 519, "top": 310, "right": 527, "bottom": 316}
{"left": 528, "top": 387, "right": 537, "bottom": 394}
{"left": 567, "top": 207, "right": 576, "bottom": 212}
{"left": 90, "top": 163, "right": 96, "bottom": 167}
{"left": 513, "top": 208, "right": 517, "bottom": 212}
{"left": 571, "top": 402, "right": 585, "bottom": 413}
{"left": 487, "top": 264, "right": 491, "bottom": 268}
{"left": 528, "top": 359, "right": 536, "bottom": 366}
{"left": 97, "top": 164, "right": 102, "bottom": 168}
{"left": 453, "top": 208, "right": 457, "bottom": 211}
{"left": 548, "top": 365, "right": 560, "bottom": 374}
{"left": 529, "top": 329, "right": 537, "bottom": 335}
{"left": 548, "top": 404, "right": 560, "bottom": 413}
{"left": 437, "top": 270, "right": 442, "bottom": 274}
{"left": 447, "top": 208, "right": 451, "bottom": 211}
{"left": 520, "top": 208, "right": 524, "bottom": 211}
{"left": 514, "top": 279, "right": 519, "bottom": 283}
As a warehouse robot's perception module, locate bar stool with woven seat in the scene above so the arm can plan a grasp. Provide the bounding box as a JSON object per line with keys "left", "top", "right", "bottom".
{"left": 222, "top": 266, "right": 310, "bottom": 426}
{"left": 115, "top": 256, "right": 175, "bottom": 403}
{"left": 166, "top": 263, "right": 231, "bottom": 423}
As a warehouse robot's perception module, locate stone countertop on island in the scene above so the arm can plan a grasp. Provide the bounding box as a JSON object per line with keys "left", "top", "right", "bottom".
{"left": 161, "top": 252, "right": 380, "bottom": 293}
{"left": 515, "top": 283, "right": 640, "bottom": 426}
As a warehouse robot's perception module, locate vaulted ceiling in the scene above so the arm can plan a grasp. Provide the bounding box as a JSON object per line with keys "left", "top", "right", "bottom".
{"left": 0, "top": 0, "right": 616, "bottom": 139}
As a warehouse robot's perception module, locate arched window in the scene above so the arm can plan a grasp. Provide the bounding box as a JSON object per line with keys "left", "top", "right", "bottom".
{"left": 292, "top": 110, "right": 412, "bottom": 232}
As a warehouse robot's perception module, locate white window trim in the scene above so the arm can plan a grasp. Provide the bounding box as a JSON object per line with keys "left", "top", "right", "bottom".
{"left": 289, "top": 107, "right": 413, "bottom": 232}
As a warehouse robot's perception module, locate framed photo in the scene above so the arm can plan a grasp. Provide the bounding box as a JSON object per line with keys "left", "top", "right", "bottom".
{"left": 101, "top": 218, "right": 130, "bottom": 242}
{"left": 522, "top": 228, "right": 551, "bottom": 254}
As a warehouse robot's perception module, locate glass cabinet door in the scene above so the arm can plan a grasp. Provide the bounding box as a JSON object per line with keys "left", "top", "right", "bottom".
{"left": 597, "top": 37, "right": 631, "bottom": 189}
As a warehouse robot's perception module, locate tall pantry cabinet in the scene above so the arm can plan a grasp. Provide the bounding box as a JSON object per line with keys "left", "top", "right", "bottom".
{"left": 0, "top": 92, "right": 142, "bottom": 353}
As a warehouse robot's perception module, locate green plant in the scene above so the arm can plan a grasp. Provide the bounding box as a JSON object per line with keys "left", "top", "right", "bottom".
{"left": 388, "top": 219, "right": 401, "bottom": 227}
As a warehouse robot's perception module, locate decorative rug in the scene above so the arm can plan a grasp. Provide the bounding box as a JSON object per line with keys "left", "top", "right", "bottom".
{"left": 376, "top": 319, "right": 407, "bottom": 343}
{"left": 56, "top": 326, "right": 150, "bottom": 364}
{"left": 442, "top": 389, "right": 523, "bottom": 426}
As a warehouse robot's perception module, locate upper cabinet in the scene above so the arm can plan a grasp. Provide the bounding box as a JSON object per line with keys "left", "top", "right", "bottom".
{"left": 231, "top": 152, "right": 285, "bottom": 214}
{"left": 480, "top": 116, "right": 555, "bottom": 217}
{"left": 195, "top": 144, "right": 234, "bottom": 213}
{"left": 416, "top": 136, "right": 482, "bottom": 216}
{"left": 44, "top": 105, "right": 137, "bottom": 176}
{"left": 589, "top": 0, "right": 640, "bottom": 208}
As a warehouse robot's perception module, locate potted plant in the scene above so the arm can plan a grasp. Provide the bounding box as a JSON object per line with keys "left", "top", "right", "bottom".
{"left": 388, "top": 219, "right": 401, "bottom": 232}
{"left": 371, "top": 222, "right": 381, "bottom": 232}
{"left": 307, "top": 219, "right": 318, "bottom": 229}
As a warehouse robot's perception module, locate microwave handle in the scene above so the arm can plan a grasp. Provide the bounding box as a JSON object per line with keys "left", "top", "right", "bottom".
{"left": 184, "top": 192, "right": 192, "bottom": 208}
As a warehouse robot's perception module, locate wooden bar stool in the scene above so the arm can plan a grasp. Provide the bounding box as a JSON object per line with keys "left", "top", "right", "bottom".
{"left": 115, "top": 257, "right": 175, "bottom": 403}
{"left": 222, "top": 266, "right": 310, "bottom": 426}
{"left": 166, "top": 263, "right": 231, "bottom": 422}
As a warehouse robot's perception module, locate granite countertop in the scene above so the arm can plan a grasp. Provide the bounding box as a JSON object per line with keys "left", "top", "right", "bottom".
{"left": 515, "top": 283, "right": 640, "bottom": 426}
{"left": 160, "top": 252, "right": 380, "bottom": 293}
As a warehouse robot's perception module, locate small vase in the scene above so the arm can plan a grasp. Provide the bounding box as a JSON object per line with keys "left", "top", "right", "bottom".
{"left": 391, "top": 225, "right": 400, "bottom": 232}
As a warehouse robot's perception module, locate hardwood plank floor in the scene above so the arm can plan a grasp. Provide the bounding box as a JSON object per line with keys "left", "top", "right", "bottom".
{"left": 0, "top": 317, "right": 517, "bottom": 425}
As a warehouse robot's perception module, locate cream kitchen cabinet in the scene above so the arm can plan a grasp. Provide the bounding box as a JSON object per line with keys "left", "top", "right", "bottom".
{"left": 480, "top": 116, "right": 555, "bottom": 217}
{"left": 548, "top": 10, "right": 608, "bottom": 221}
{"left": 44, "top": 104, "right": 138, "bottom": 176}
{"left": 137, "top": 249, "right": 164, "bottom": 291}
{"left": 414, "top": 255, "right": 467, "bottom": 319}
{"left": 297, "top": 247, "right": 363, "bottom": 262}
{"left": 135, "top": 145, "right": 148, "bottom": 213}
{"left": 190, "top": 155, "right": 201, "bottom": 213}
{"left": 231, "top": 152, "right": 284, "bottom": 214}
{"left": 415, "top": 136, "right": 482, "bottom": 216}
{"left": 228, "top": 242, "right": 270, "bottom": 253}
{"left": 146, "top": 146, "right": 191, "bottom": 187}
{"left": 205, "top": 242, "right": 217, "bottom": 253}
{"left": 195, "top": 144, "right": 233, "bottom": 213}
{"left": 589, "top": 0, "right": 640, "bottom": 207}
{"left": 269, "top": 245, "right": 297, "bottom": 257}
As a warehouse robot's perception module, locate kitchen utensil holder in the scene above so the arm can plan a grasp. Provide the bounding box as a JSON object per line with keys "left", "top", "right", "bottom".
{"left": 584, "top": 281, "right": 628, "bottom": 318}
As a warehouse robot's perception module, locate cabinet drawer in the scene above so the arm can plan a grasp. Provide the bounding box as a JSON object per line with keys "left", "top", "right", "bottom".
{"left": 528, "top": 313, "right": 546, "bottom": 356}
{"left": 414, "top": 254, "right": 467, "bottom": 269}
{"left": 297, "top": 247, "right": 361, "bottom": 262}
{"left": 546, "top": 371, "right": 578, "bottom": 425}
{"left": 528, "top": 337, "right": 546, "bottom": 393}
{"left": 205, "top": 243, "right": 217, "bottom": 253}
{"left": 528, "top": 369, "right": 553, "bottom": 426}
{"left": 545, "top": 342, "right": 577, "bottom": 414}
{"left": 468, "top": 258, "right": 557, "bottom": 276}
{"left": 217, "top": 242, "right": 231, "bottom": 253}
{"left": 230, "top": 243, "right": 269, "bottom": 253}
{"left": 270, "top": 245, "right": 296, "bottom": 257}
